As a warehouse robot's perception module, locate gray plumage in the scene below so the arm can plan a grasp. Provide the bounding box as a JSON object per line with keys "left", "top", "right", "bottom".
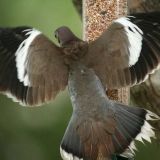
{"left": 61, "top": 62, "right": 158, "bottom": 160}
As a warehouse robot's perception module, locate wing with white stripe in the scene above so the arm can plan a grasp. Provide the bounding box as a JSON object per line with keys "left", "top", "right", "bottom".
{"left": 0, "top": 27, "right": 68, "bottom": 106}
{"left": 84, "top": 12, "right": 160, "bottom": 88}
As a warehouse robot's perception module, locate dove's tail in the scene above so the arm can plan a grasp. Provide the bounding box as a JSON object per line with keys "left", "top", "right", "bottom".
{"left": 60, "top": 103, "right": 159, "bottom": 160}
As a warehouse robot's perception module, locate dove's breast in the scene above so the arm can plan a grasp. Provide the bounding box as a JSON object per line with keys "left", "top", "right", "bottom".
{"left": 68, "top": 62, "right": 110, "bottom": 117}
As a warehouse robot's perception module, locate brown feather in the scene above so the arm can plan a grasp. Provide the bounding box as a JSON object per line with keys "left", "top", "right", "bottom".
{"left": 24, "top": 34, "right": 68, "bottom": 105}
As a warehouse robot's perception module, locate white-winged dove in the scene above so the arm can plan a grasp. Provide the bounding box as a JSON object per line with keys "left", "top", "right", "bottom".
{"left": 0, "top": 12, "right": 160, "bottom": 160}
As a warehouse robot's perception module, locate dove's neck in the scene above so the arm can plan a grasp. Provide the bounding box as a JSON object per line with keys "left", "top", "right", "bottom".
{"left": 68, "top": 62, "right": 109, "bottom": 113}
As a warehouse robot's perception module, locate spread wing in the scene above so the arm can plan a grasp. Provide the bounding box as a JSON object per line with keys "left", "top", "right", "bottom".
{"left": 84, "top": 12, "right": 160, "bottom": 88}
{"left": 0, "top": 27, "right": 68, "bottom": 106}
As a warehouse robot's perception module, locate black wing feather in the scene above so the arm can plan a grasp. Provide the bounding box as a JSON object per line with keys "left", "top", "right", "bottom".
{"left": 0, "top": 26, "right": 34, "bottom": 105}
{"left": 127, "top": 12, "right": 160, "bottom": 85}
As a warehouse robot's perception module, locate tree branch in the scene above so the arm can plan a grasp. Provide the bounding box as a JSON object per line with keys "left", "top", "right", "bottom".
{"left": 72, "top": 0, "right": 82, "bottom": 18}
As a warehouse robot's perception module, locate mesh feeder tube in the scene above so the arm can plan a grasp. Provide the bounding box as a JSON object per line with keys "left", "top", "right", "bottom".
{"left": 83, "top": 0, "right": 129, "bottom": 104}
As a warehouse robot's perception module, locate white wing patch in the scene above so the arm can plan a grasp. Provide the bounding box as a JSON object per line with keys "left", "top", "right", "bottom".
{"left": 114, "top": 17, "right": 143, "bottom": 66}
{"left": 15, "top": 28, "right": 41, "bottom": 86}
{"left": 121, "top": 110, "right": 160, "bottom": 158}
{"left": 4, "top": 92, "right": 27, "bottom": 106}
{"left": 60, "top": 147, "right": 83, "bottom": 160}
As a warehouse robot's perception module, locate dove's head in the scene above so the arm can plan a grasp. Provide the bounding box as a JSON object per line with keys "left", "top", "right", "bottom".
{"left": 54, "top": 26, "right": 80, "bottom": 46}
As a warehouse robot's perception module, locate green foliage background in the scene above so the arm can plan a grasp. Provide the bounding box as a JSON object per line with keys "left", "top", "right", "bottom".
{"left": 0, "top": 0, "right": 159, "bottom": 160}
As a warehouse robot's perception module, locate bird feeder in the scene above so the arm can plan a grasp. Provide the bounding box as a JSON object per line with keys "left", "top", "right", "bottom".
{"left": 83, "top": 0, "right": 129, "bottom": 104}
